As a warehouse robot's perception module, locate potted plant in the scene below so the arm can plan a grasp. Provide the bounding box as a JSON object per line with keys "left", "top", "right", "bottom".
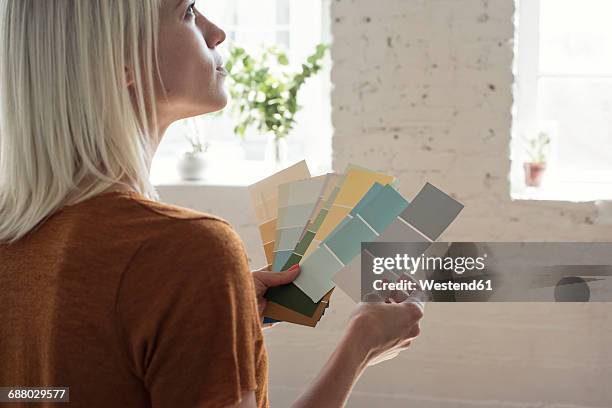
{"left": 177, "top": 117, "right": 210, "bottom": 181}
{"left": 225, "top": 43, "right": 328, "bottom": 167}
{"left": 523, "top": 131, "right": 551, "bottom": 187}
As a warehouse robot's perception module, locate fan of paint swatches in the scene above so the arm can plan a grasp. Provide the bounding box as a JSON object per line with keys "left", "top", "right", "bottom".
{"left": 293, "top": 183, "right": 410, "bottom": 303}
{"left": 263, "top": 175, "right": 332, "bottom": 327}
{"left": 263, "top": 175, "right": 340, "bottom": 324}
{"left": 248, "top": 161, "right": 310, "bottom": 265}
{"left": 263, "top": 177, "right": 378, "bottom": 324}
{"left": 272, "top": 175, "right": 328, "bottom": 272}
{"left": 264, "top": 168, "right": 395, "bottom": 316}
{"left": 263, "top": 174, "right": 343, "bottom": 326}
{"left": 332, "top": 183, "right": 464, "bottom": 302}
{"left": 251, "top": 163, "right": 463, "bottom": 327}
{"left": 264, "top": 169, "right": 396, "bottom": 319}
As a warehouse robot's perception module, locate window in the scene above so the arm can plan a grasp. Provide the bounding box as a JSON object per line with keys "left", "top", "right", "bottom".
{"left": 512, "top": 0, "right": 612, "bottom": 201}
{"left": 151, "top": 0, "right": 332, "bottom": 185}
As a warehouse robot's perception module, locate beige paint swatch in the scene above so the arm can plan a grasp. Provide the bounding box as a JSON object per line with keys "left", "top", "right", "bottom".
{"left": 248, "top": 161, "right": 310, "bottom": 264}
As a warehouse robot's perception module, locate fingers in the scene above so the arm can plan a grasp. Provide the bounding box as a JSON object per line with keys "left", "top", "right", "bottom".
{"left": 252, "top": 264, "right": 300, "bottom": 288}
{"left": 400, "top": 301, "right": 424, "bottom": 320}
{"left": 405, "top": 322, "right": 421, "bottom": 340}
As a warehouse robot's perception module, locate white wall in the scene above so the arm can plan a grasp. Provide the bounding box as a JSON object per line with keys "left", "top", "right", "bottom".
{"left": 158, "top": 0, "right": 612, "bottom": 406}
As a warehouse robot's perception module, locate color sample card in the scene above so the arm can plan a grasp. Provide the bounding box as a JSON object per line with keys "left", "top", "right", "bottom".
{"left": 272, "top": 175, "right": 327, "bottom": 272}
{"left": 295, "top": 173, "right": 340, "bottom": 248}
{"left": 285, "top": 173, "right": 342, "bottom": 268}
{"left": 400, "top": 183, "right": 464, "bottom": 240}
{"left": 333, "top": 204, "right": 431, "bottom": 302}
{"left": 294, "top": 184, "right": 410, "bottom": 302}
{"left": 248, "top": 161, "right": 310, "bottom": 264}
{"left": 302, "top": 168, "right": 395, "bottom": 260}
{"left": 333, "top": 183, "right": 464, "bottom": 302}
{"left": 264, "top": 290, "right": 332, "bottom": 326}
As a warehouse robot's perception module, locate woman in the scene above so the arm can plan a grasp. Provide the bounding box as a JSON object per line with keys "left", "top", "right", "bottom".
{"left": 0, "top": 1, "right": 423, "bottom": 407}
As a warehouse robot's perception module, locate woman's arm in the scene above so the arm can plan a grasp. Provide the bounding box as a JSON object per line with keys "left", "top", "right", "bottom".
{"left": 290, "top": 319, "right": 369, "bottom": 408}
{"left": 292, "top": 301, "right": 423, "bottom": 408}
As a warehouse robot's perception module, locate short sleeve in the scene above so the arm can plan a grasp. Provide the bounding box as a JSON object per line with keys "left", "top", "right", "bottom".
{"left": 114, "top": 218, "right": 267, "bottom": 408}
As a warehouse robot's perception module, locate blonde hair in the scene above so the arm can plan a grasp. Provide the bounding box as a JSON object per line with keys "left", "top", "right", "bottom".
{"left": 0, "top": 0, "right": 163, "bottom": 243}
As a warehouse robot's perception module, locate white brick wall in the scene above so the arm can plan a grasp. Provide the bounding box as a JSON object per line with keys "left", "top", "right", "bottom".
{"left": 331, "top": 0, "right": 612, "bottom": 244}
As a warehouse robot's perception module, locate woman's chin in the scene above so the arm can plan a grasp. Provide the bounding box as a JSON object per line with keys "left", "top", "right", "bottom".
{"left": 189, "top": 94, "right": 228, "bottom": 116}
{"left": 209, "top": 93, "right": 229, "bottom": 112}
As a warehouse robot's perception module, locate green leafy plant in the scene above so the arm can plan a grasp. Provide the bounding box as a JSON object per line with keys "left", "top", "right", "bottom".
{"left": 225, "top": 43, "right": 328, "bottom": 141}
{"left": 524, "top": 131, "right": 551, "bottom": 164}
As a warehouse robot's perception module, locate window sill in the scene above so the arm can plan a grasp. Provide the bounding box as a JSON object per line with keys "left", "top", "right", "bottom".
{"left": 151, "top": 157, "right": 301, "bottom": 188}
{"left": 511, "top": 180, "right": 612, "bottom": 202}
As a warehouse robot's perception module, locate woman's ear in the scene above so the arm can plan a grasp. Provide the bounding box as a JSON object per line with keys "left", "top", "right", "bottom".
{"left": 125, "top": 66, "right": 135, "bottom": 87}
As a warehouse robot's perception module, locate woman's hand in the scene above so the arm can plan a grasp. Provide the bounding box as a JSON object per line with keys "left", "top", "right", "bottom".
{"left": 251, "top": 263, "right": 300, "bottom": 323}
{"left": 348, "top": 298, "right": 423, "bottom": 366}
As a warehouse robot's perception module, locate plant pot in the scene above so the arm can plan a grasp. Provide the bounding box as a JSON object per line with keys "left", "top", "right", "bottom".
{"left": 178, "top": 152, "right": 208, "bottom": 181}
{"left": 523, "top": 162, "right": 546, "bottom": 187}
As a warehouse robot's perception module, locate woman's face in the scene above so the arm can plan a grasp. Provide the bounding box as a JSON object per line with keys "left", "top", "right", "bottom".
{"left": 155, "top": 0, "right": 227, "bottom": 126}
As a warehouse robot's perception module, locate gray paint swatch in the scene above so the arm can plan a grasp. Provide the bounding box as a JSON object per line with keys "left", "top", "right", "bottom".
{"left": 400, "top": 183, "right": 464, "bottom": 240}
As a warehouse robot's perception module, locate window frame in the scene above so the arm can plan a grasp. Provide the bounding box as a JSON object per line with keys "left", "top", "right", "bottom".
{"left": 511, "top": 0, "right": 612, "bottom": 201}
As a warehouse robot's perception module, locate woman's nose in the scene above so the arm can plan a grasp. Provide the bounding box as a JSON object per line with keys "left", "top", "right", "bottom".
{"left": 200, "top": 17, "right": 226, "bottom": 48}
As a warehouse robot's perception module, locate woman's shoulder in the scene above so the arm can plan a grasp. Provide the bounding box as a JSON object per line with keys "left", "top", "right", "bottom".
{"left": 86, "top": 190, "right": 254, "bottom": 308}
{"left": 119, "top": 191, "right": 245, "bottom": 255}
{"left": 118, "top": 190, "right": 228, "bottom": 224}
{"left": 116, "top": 193, "right": 252, "bottom": 306}
{"left": 63, "top": 190, "right": 246, "bottom": 259}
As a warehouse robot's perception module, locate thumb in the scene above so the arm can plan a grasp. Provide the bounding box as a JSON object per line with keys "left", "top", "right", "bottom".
{"left": 253, "top": 264, "right": 300, "bottom": 288}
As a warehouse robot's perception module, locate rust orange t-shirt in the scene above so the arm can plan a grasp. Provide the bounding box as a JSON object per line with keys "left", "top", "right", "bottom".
{"left": 0, "top": 190, "right": 268, "bottom": 407}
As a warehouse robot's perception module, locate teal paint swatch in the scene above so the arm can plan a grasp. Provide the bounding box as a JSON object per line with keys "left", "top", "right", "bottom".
{"left": 325, "top": 217, "right": 377, "bottom": 265}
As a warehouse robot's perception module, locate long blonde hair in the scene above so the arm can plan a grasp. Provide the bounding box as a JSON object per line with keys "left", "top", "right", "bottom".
{"left": 0, "top": 0, "right": 163, "bottom": 243}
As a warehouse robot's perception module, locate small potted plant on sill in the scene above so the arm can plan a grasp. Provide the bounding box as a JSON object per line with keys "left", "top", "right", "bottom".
{"left": 523, "top": 131, "right": 551, "bottom": 187}
{"left": 177, "top": 117, "right": 210, "bottom": 181}
{"left": 225, "top": 43, "right": 328, "bottom": 168}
